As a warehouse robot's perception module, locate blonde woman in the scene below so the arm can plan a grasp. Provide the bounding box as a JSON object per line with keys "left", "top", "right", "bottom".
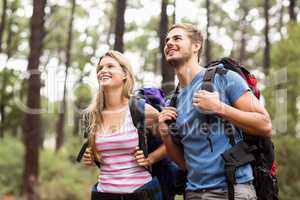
{"left": 82, "top": 50, "right": 165, "bottom": 200}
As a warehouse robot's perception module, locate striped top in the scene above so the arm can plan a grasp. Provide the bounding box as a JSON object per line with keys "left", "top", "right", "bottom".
{"left": 95, "top": 107, "right": 152, "bottom": 193}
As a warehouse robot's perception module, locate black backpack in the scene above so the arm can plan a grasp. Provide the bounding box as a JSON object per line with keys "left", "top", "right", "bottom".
{"left": 130, "top": 88, "right": 184, "bottom": 200}
{"left": 169, "top": 58, "right": 279, "bottom": 200}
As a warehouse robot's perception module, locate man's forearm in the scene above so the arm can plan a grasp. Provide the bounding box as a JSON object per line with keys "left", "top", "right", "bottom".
{"left": 147, "top": 145, "right": 167, "bottom": 165}
{"left": 161, "top": 134, "right": 186, "bottom": 170}
{"left": 217, "top": 102, "right": 272, "bottom": 137}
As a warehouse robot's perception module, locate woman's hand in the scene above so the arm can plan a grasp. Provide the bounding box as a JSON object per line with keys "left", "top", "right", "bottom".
{"left": 82, "top": 147, "right": 93, "bottom": 166}
{"left": 134, "top": 147, "right": 153, "bottom": 167}
{"left": 82, "top": 147, "right": 101, "bottom": 166}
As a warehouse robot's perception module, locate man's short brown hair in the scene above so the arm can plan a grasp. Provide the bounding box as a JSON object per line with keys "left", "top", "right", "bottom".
{"left": 169, "top": 23, "right": 204, "bottom": 61}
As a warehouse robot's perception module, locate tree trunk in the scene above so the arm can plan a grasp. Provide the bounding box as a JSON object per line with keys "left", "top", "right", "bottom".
{"left": 105, "top": 3, "right": 115, "bottom": 49}
{"left": 278, "top": 1, "right": 284, "bottom": 38}
{"left": 289, "top": 0, "right": 296, "bottom": 22}
{"left": 172, "top": 0, "right": 176, "bottom": 24}
{"left": 55, "top": 0, "right": 75, "bottom": 151}
{"left": 22, "top": 0, "right": 46, "bottom": 199}
{"left": 160, "top": 0, "right": 174, "bottom": 94}
{"left": 239, "top": 7, "right": 249, "bottom": 63}
{"left": 205, "top": 0, "right": 211, "bottom": 64}
{"left": 263, "top": 0, "right": 270, "bottom": 76}
{"left": 0, "top": 0, "right": 7, "bottom": 53}
{"left": 0, "top": 69, "right": 7, "bottom": 138}
{"left": 113, "top": 0, "right": 126, "bottom": 53}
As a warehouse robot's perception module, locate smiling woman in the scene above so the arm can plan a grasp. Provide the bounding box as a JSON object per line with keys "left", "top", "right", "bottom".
{"left": 81, "top": 50, "right": 165, "bottom": 200}
{"left": 96, "top": 53, "right": 130, "bottom": 89}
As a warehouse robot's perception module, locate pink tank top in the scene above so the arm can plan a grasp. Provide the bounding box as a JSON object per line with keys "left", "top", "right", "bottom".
{"left": 95, "top": 107, "right": 152, "bottom": 193}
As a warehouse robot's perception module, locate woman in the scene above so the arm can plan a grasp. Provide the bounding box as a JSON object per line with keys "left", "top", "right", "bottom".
{"left": 82, "top": 50, "right": 165, "bottom": 200}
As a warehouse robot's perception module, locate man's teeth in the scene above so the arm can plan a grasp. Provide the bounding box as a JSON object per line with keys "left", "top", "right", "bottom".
{"left": 168, "top": 49, "right": 176, "bottom": 54}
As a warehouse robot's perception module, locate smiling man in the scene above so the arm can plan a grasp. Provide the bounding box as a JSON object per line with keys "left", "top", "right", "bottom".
{"left": 158, "top": 23, "right": 272, "bottom": 200}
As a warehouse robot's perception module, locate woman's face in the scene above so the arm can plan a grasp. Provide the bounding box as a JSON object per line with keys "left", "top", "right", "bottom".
{"left": 96, "top": 56, "right": 126, "bottom": 88}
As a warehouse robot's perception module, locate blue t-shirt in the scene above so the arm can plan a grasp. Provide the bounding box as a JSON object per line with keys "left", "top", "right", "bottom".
{"left": 175, "top": 66, "right": 253, "bottom": 191}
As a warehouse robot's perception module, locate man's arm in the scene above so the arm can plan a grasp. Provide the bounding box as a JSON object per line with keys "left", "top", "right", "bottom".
{"left": 161, "top": 134, "right": 186, "bottom": 170}
{"left": 193, "top": 90, "right": 272, "bottom": 137}
{"left": 158, "top": 107, "right": 186, "bottom": 170}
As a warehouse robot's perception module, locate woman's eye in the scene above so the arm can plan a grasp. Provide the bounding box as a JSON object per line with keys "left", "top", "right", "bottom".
{"left": 97, "top": 67, "right": 103, "bottom": 73}
{"left": 108, "top": 64, "right": 118, "bottom": 69}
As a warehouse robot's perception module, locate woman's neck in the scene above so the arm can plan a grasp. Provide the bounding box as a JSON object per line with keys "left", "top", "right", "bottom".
{"left": 103, "top": 87, "right": 128, "bottom": 110}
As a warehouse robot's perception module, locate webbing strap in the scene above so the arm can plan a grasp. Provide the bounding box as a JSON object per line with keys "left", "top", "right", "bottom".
{"left": 201, "top": 67, "right": 218, "bottom": 92}
{"left": 224, "top": 121, "right": 236, "bottom": 147}
{"left": 225, "top": 166, "right": 236, "bottom": 200}
{"left": 201, "top": 67, "right": 219, "bottom": 152}
{"left": 129, "top": 96, "right": 148, "bottom": 157}
{"left": 167, "top": 85, "right": 180, "bottom": 135}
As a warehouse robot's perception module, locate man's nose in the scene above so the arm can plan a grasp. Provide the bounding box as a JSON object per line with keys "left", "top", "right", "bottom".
{"left": 165, "top": 40, "right": 174, "bottom": 50}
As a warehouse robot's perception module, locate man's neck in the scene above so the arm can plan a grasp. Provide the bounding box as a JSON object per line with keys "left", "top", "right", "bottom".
{"left": 175, "top": 59, "right": 204, "bottom": 88}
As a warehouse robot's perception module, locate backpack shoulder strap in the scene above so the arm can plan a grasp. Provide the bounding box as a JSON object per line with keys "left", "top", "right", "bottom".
{"left": 201, "top": 66, "right": 218, "bottom": 92}
{"left": 79, "top": 111, "right": 101, "bottom": 168}
{"left": 81, "top": 111, "right": 91, "bottom": 138}
{"left": 129, "top": 96, "right": 148, "bottom": 157}
{"left": 201, "top": 64, "right": 228, "bottom": 91}
{"left": 201, "top": 65, "right": 235, "bottom": 149}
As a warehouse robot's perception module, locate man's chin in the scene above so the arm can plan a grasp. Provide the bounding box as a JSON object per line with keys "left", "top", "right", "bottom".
{"left": 166, "top": 57, "right": 181, "bottom": 67}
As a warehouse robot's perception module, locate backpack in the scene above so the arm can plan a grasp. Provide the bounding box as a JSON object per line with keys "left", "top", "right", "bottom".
{"left": 169, "top": 58, "right": 279, "bottom": 200}
{"left": 131, "top": 87, "right": 182, "bottom": 200}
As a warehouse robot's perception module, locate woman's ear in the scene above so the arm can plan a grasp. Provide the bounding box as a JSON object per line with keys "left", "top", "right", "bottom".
{"left": 193, "top": 41, "right": 201, "bottom": 53}
{"left": 123, "top": 71, "right": 127, "bottom": 80}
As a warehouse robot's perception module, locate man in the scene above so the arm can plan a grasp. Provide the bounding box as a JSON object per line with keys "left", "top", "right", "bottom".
{"left": 158, "top": 23, "right": 272, "bottom": 200}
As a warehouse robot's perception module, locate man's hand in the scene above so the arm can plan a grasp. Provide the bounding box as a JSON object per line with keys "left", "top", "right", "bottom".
{"left": 158, "top": 107, "right": 177, "bottom": 137}
{"left": 193, "top": 90, "right": 224, "bottom": 114}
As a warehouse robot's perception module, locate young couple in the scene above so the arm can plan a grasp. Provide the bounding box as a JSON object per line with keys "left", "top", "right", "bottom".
{"left": 82, "top": 23, "right": 272, "bottom": 200}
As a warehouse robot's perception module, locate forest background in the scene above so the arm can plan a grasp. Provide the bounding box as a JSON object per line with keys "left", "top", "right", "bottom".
{"left": 0, "top": 0, "right": 300, "bottom": 199}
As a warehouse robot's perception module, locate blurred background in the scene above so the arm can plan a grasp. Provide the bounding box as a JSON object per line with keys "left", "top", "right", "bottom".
{"left": 0, "top": 0, "right": 299, "bottom": 199}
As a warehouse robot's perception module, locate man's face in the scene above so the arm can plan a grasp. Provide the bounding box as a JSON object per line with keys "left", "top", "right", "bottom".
{"left": 164, "top": 28, "right": 193, "bottom": 65}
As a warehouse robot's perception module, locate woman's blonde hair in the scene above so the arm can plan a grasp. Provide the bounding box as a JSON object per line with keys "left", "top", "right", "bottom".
{"left": 85, "top": 50, "right": 134, "bottom": 159}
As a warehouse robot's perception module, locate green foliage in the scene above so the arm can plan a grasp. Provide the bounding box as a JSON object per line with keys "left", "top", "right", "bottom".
{"left": 0, "top": 136, "right": 97, "bottom": 199}
{"left": 74, "top": 83, "right": 92, "bottom": 110}
{"left": 125, "top": 16, "right": 160, "bottom": 72}
{"left": 274, "top": 136, "right": 300, "bottom": 199}
{"left": 264, "top": 23, "right": 300, "bottom": 136}
{"left": 38, "top": 147, "right": 97, "bottom": 200}
{"left": 0, "top": 136, "right": 24, "bottom": 195}
{"left": 0, "top": 69, "right": 23, "bottom": 136}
